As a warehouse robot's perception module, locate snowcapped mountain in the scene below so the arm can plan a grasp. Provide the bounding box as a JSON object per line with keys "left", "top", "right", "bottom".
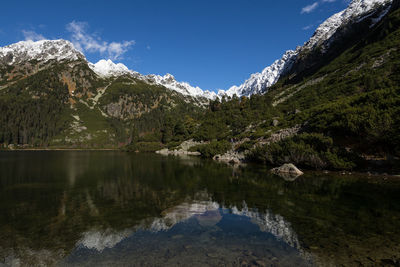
{"left": 0, "top": 39, "right": 84, "bottom": 65}
{"left": 303, "top": 0, "right": 392, "bottom": 51}
{"left": 223, "top": 50, "right": 298, "bottom": 98}
{"left": 223, "top": 0, "right": 393, "bottom": 98}
{"left": 88, "top": 59, "right": 217, "bottom": 99}
{"left": 88, "top": 59, "right": 135, "bottom": 77}
{"left": 78, "top": 199, "right": 301, "bottom": 252}
{"left": 0, "top": 39, "right": 217, "bottom": 100}
{"left": 85, "top": 0, "right": 392, "bottom": 101}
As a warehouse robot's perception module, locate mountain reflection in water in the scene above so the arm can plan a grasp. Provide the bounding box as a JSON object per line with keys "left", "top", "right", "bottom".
{"left": 0, "top": 151, "right": 399, "bottom": 266}
{"left": 69, "top": 198, "right": 308, "bottom": 266}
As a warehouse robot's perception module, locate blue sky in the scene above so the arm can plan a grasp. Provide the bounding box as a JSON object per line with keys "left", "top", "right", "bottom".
{"left": 0, "top": 0, "right": 349, "bottom": 92}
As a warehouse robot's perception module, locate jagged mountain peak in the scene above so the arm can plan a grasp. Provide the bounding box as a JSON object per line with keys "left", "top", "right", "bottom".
{"left": 223, "top": 50, "right": 298, "bottom": 98}
{"left": 0, "top": 39, "right": 84, "bottom": 65}
{"left": 88, "top": 58, "right": 217, "bottom": 99}
{"left": 145, "top": 73, "right": 217, "bottom": 99}
{"left": 303, "top": 0, "right": 392, "bottom": 51}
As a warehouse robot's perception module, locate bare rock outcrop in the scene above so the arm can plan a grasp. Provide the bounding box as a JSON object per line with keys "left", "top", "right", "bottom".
{"left": 156, "top": 139, "right": 204, "bottom": 156}
{"left": 271, "top": 163, "right": 304, "bottom": 181}
{"left": 213, "top": 150, "right": 245, "bottom": 164}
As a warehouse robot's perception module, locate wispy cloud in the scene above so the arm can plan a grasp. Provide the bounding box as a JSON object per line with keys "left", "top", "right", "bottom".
{"left": 301, "top": 0, "right": 337, "bottom": 14}
{"left": 301, "top": 2, "right": 319, "bottom": 14}
{"left": 66, "top": 21, "right": 135, "bottom": 60}
{"left": 22, "top": 30, "right": 45, "bottom": 41}
{"left": 302, "top": 24, "right": 314, "bottom": 30}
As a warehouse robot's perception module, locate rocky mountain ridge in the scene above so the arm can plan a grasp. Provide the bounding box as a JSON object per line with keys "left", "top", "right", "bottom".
{"left": 0, "top": 39, "right": 84, "bottom": 65}
{"left": 223, "top": 0, "right": 393, "bottom": 97}
{"left": 83, "top": 0, "right": 394, "bottom": 99}
{"left": 0, "top": 0, "right": 392, "bottom": 100}
{"left": 0, "top": 40, "right": 216, "bottom": 100}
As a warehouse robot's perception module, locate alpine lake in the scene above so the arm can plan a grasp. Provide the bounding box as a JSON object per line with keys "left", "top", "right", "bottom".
{"left": 0, "top": 151, "right": 399, "bottom": 266}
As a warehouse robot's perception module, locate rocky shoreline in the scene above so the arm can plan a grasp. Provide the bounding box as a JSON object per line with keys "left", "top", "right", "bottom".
{"left": 156, "top": 139, "right": 205, "bottom": 156}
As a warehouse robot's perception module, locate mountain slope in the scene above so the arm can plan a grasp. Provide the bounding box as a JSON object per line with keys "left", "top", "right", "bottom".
{"left": 184, "top": 0, "right": 400, "bottom": 171}
{"left": 0, "top": 40, "right": 205, "bottom": 148}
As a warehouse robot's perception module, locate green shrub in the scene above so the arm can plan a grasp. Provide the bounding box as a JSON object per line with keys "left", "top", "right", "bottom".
{"left": 248, "top": 133, "right": 356, "bottom": 170}
{"left": 236, "top": 140, "right": 255, "bottom": 152}
{"left": 166, "top": 141, "right": 182, "bottom": 149}
{"left": 190, "top": 140, "right": 231, "bottom": 158}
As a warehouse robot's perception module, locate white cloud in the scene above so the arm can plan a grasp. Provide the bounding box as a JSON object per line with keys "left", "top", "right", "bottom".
{"left": 66, "top": 21, "right": 135, "bottom": 60}
{"left": 301, "top": 2, "right": 319, "bottom": 14}
{"left": 321, "top": 0, "right": 336, "bottom": 2}
{"left": 302, "top": 24, "right": 314, "bottom": 30}
{"left": 22, "top": 30, "right": 45, "bottom": 41}
{"left": 146, "top": 45, "right": 151, "bottom": 50}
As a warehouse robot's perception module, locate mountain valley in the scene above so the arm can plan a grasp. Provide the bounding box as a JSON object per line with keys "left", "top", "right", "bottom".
{"left": 0, "top": 0, "right": 399, "bottom": 172}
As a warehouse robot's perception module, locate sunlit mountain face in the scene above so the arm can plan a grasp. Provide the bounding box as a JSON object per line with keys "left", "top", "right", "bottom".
{"left": 0, "top": 151, "right": 399, "bottom": 266}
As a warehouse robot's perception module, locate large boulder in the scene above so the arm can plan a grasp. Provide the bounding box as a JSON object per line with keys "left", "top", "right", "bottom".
{"left": 271, "top": 163, "right": 304, "bottom": 181}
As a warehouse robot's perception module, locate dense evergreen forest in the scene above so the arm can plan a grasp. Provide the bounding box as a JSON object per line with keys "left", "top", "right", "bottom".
{"left": 0, "top": 70, "right": 70, "bottom": 146}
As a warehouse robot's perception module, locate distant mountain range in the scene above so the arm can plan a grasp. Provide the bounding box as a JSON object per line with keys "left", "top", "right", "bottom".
{"left": 0, "top": 0, "right": 393, "bottom": 101}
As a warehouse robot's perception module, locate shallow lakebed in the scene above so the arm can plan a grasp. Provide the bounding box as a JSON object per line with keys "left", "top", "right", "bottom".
{"left": 0, "top": 151, "right": 399, "bottom": 266}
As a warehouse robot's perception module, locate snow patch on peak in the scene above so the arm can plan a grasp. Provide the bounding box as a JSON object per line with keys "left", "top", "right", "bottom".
{"left": 85, "top": 57, "right": 216, "bottom": 99}
{"left": 222, "top": 50, "right": 298, "bottom": 98}
{"left": 145, "top": 73, "right": 217, "bottom": 99}
{"left": 0, "top": 39, "right": 84, "bottom": 65}
{"left": 89, "top": 59, "right": 134, "bottom": 77}
{"left": 303, "top": 0, "right": 392, "bottom": 51}
{"left": 88, "top": 60, "right": 217, "bottom": 99}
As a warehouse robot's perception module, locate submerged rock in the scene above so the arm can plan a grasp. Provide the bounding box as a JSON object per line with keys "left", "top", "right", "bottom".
{"left": 271, "top": 163, "right": 304, "bottom": 181}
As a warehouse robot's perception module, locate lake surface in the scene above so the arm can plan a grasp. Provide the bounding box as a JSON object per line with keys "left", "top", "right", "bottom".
{"left": 0, "top": 151, "right": 399, "bottom": 266}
